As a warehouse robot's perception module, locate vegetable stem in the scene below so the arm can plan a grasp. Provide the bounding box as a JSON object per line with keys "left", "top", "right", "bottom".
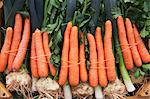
{"left": 94, "top": 85, "right": 103, "bottom": 99}
{"left": 63, "top": 83, "right": 72, "bottom": 99}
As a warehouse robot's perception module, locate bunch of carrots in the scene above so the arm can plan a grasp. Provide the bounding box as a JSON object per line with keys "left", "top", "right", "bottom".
{"left": 58, "top": 20, "right": 117, "bottom": 87}
{"left": 117, "top": 16, "right": 150, "bottom": 70}
{"left": 58, "top": 17, "right": 150, "bottom": 87}
{"left": 30, "top": 29, "right": 56, "bottom": 78}
{"left": 0, "top": 14, "right": 149, "bottom": 91}
{"left": 0, "top": 14, "right": 30, "bottom": 72}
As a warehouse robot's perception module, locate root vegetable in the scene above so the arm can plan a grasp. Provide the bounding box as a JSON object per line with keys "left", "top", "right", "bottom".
{"left": 117, "top": 16, "right": 134, "bottom": 70}
{"left": 12, "top": 18, "right": 30, "bottom": 71}
{"left": 125, "top": 18, "right": 142, "bottom": 67}
{"left": 31, "top": 76, "right": 38, "bottom": 92}
{"left": 95, "top": 27, "right": 108, "bottom": 87}
{"left": 72, "top": 83, "right": 94, "bottom": 98}
{"left": 79, "top": 32, "right": 88, "bottom": 82}
{"left": 43, "top": 32, "right": 56, "bottom": 76}
{"left": 34, "top": 29, "right": 48, "bottom": 77}
{"left": 104, "top": 20, "right": 116, "bottom": 82}
{"left": 59, "top": 22, "right": 72, "bottom": 86}
{"left": 87, "top": 33, "right": 98, "bottom": 87}
{"left": 114, "top": 17, "right": 135, "bottom": 93}
{"left": 104, "top": 79, "right": 126, "bottom": 99}
{"left": 69, "top": 26, "right": 79, "bottom": 86}
{"left": 36, "top": 78, "right": 63, "bottom": 99}
{"left": 6, "top": 71, "right": 32, "bottom": 98}
{"left": 0, "top": 27, "right": 13, "bottom": 72}
{"left": 133, "top": 24, "right": 150, "bottom": 63}
{"left": 36, "top": 78, "right": 59, "bottom": 91}
{"left": 8, "top": 13, "right": 22, "bottom": 72}
{"left": 30, "top": 33, "right": 39, "bottom": 78}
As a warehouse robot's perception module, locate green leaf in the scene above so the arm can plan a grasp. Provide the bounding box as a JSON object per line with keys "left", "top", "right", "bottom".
{"left": 124, "top": 0, "right": 133, "bottom": 3}
{"left": 142, "top": 64, "right": 150, "bottom": 73}
{"left": 59, "top": 0, "right": 63, "bottom": 2}
{"left": 79, "top": 17, "right": 91, "bottom": 28}
{"left": 140, "top": 26, "right": 150, "bottom": 38}
{"left": 126, "top": 7, "right": 142, "bottom": 20}
{"left": 112, "top": 7, "right": 122, "bottom": 19}
{"left": 134, "top": 68, "right": 140, "bottom": 78}
{"left": 78, "top": 0, "right": 84, "bottom": 4}
{"left": 139, "top": 70, "right": 145, "bottom": 76}
{"left": 53, "top": 70, "right": 59, "bottom": 80}
{"left": 86, "top": 60, "right": 90, "bottom": 70}
{"left": 55, "top": 18, "right": 62, "bottom": 32}
{"left": 143, "top": 1, "right": 150, "bottom": 12}
{"left": 47, "top": 18, "right": 59, "bottom": 33}
{"left": 145, "top": 19, "right": 150, "bottom": 26}
{"left": 18, "top": 11, "right": 29, "bottom": 17}
{"left": 50, "top": 0, "right": 60, "bottom": 8}
{"left": 54, "top": 55, "right": 60, "bottom": 63}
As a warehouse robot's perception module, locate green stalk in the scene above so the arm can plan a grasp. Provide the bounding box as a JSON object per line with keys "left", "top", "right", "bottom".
{"left": 42, "top": 0, "right": 50, "bottom": 27}
{"left": 104, "top": 0, "right": 135, "bottom": 92}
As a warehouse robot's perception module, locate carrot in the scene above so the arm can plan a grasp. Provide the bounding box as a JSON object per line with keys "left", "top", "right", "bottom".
{"left": 69, "top": 26, "right": 79, "bottom": 86}
{"left": 117, "top": 16, "right": 134, "bottom": 70}
{"left": 59, "top": 22, "right": 72, "bottom": 86}
{"left": 12, "top": 18, "right": 30, "bottom": 71}
{"left": 34, "top": 29, "right": 49, "bottom": 77}
{"left": 43, "top": 32, "right": 56, "bottom": 76}
{"left": 79, "top": 32, "right": 88, "bottom": 82}
{"left": 125, "top": 18, "right": 142, "bottom": 67}
{"left": 95, "top": 27, "right": 108, "bottom": 87}
{"left": 104, "top": 20, "right": 116, "bottom": 82}
{"left": 8, "top": 14, "right": 22, "bottom": 72}
{"left": 30, "top": 33, "right": 39, "bottom": 78}
{"left": 0, "top": 27, "right": 13, "bottom": 72}
{"left": 87, "top": 33, "right": 98, "bottom": 87}
{"left": 133, "top": 24, "right": 150, "bottom": 63}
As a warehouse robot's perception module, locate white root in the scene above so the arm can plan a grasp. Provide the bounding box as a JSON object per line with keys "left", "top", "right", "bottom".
{"left": 36, "top": 78, "right": 63, "bottom": 99}
{"left": 6, "top": 71, "right": 32, "bottom": 98}
{"left": 63, "top": 83, "right": 72, "bottom": 99}
{"left": 94, "top": 85, "right": 104, "bottom": 99}
{"left": 103, "top": 79, "right": 127, "bottom": 99}
{"left": 71, "top": 83, "right": 94, "bottom": 98}
{"left": 32, "top": 76, "right": 38, "bottom": 92}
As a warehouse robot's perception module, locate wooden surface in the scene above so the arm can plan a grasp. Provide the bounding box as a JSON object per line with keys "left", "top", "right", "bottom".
{"left": 127, "top": 96, "right": 150, "bottom": 99}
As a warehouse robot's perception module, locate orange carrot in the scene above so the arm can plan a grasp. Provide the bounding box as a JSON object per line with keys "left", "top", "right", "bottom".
{"left": 43, "top": 32, "right": 56, "bottom": 76}
{"left": 104, "top": 20, "right": 116, "bottom": 82}
{"left": 12, "top": 18, "right": 30, "bottom": 71}
{"left": 59, "top": 22, "right": 72, "bottom": 86}
{"left": 69, "top": 26, "right": 79, "bottom": 86}
{"left": 117, "top": 16, "right": 134, "bottom": 70}
{"left": 87, "top": 33, "right": 98, "bottom": 87}
{"left": 0, "top": 27, "right": 13, "bottom": 72}
{"left": 95, "top": 27, "right": 108, "bottom": 87}
{"left": 125, "top": 18, "right": 142, "bottom": 67}
{"left": 30, "top": 33, "right": 39, "bottom": 78}
{"left": 8, "top": 14, "right": 22, "bottom": 72}
{"left": 79, "top": 32, "right": 88, "bottom": 82}
{"left": 133, "top": 24, "right": 150, "bottom": 63}
{"left": 34, "top": 29, "right": 49, "bottom": 77}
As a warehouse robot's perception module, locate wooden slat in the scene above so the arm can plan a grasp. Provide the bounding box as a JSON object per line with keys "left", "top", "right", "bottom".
{"left": 0, "top": 82, "right": 12, "bottom": 98}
